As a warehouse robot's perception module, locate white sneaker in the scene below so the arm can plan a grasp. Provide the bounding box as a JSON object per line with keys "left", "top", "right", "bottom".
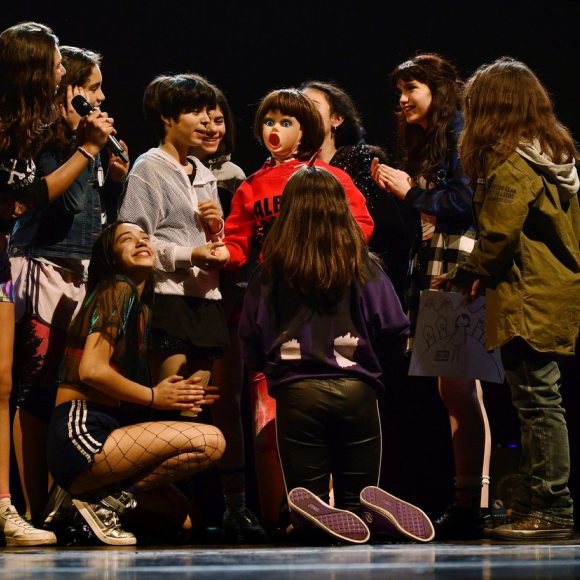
{"left": 72, "top": 497, "right": 136, "bottom": 546}
{"left": 0, "top": 504, "right": 57, "bottom": 547}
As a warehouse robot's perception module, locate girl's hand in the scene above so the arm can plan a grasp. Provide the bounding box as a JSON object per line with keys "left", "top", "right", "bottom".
{"left": 108, "top": 139, "right": 130, "bottom": 182}
{"left": 371, "top": 158, "right": 413, "bottom": 200}
{"left": 151, "top": 374, "right": 205, "bottom": 412}
{"left": 432, "top": 274, "right": 451, "bottom": 290}
{"left": 76, "top": 109, "right": 115, "bottom": 156}
{"left": 198, "top": 385, "right": 220, "bottom": 406}
{"left": 191, "top": 241, "right": 229, "bottom": 270}
{"left": 61, "top": 85, "right": 86, "bottom": 131}
{"left": 198, "top": 199, "right": 223, "bottom": 234}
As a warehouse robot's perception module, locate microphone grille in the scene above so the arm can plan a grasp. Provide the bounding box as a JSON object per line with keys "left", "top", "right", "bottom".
{"left": 71, "top": 95, "right": 94, "bottom": 116}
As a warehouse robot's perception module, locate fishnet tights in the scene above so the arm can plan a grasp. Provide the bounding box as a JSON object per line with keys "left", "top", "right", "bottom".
{"left": 70, "top": 421, "right": 225, "bottom": 496}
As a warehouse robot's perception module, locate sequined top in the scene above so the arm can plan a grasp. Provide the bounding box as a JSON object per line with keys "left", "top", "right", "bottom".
{"left": 331, "top": 142, "right": 382, "bottom": 212}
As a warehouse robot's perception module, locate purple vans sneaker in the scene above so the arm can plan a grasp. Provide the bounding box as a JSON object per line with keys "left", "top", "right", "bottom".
{"left": 360, "top": 486, "right": 434, "bottom": 542}
{"left": 288, "top": 487, "right": 370, "bottom": 544}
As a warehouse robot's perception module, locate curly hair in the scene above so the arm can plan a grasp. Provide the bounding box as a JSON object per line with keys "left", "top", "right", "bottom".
{"left": 0, "top": 22, "right": 60, "bottom": 157}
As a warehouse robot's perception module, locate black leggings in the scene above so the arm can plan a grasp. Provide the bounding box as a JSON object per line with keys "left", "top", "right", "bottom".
{"left": 275, "top": 378, "right": 381, "bottom": 513}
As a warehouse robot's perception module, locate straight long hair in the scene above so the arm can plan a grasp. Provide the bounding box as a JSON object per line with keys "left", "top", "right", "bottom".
{"left": 0, "top": 22, "right": 60, "bottom": 157}
{"left": 391, "top": 53, "right": 463, "bottom": 180}
{"left": 459, "top": 57, "right": 578, "bottom": 178}
{"left": 262, "top": 166, "right": 373, "bottom": 307}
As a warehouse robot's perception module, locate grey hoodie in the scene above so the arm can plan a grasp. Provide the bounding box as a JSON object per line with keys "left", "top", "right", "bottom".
{"left": 516, "top": 141, "right": 579, "bottom": 202}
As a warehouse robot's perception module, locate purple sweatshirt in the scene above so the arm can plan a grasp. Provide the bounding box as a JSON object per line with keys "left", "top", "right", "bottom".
{"left": 239, "top": 262, "right": 409, "bottom": 396}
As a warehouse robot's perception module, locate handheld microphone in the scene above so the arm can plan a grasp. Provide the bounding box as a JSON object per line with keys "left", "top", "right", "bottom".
{"left": 71, "top": 95, "right": 129, "bottom": 163}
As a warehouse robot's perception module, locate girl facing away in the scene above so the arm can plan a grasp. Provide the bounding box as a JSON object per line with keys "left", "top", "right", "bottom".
{"left": 223, "top": 87, "right": 374, "bottom": 534}
{"left": 46, "top": 221, "right": 225, "bottom": 545}
{"left": 452, "top": 57, "right": 580, "bottom": 541}
{"left": 239, "top": 166, "right": 434, "bottom": 544}
{"left": 371, "top": 53, "right": 492, "bottom": 539}
{"left": 0, "top": 21, "right": 113, "bottom": 546}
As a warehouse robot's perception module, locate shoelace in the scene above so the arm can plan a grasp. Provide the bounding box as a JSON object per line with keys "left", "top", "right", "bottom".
{"left": 1, "top": 506, "right": 39, "bottom": 530}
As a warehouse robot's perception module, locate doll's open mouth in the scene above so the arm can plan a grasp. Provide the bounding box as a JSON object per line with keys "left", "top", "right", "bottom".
{"left": 269, "top": 134, "right": 280, "bottom": 147}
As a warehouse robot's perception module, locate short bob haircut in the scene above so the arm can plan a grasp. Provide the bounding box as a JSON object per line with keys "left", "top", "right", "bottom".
{"left": 253, "top": 88, "right": 324, "bottom": 160}
{"left": 143, "top": 73, "right": 216, "bottom": 142}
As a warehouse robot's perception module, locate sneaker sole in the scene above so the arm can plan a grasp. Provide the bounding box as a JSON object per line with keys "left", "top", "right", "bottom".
{"left": 288, "top": 487, "right": 370, "bottom": 544}
{"left": 5, "top": 533, "right": 57, "bottom": 547}
{"left": 360, "top": 486, "right": 434, "bottom": 542}
{"left": 72, "top": 499, "right": 137, "bottom": 546}
{"left": 488, "top": 528, "right": 574, "bottom": 541}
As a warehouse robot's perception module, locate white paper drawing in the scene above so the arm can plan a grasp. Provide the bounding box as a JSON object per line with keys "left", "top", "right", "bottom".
{"left": 409, "top": 290, "right": 505, "bottom": 383}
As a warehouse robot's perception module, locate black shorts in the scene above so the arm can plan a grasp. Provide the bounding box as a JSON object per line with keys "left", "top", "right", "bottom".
{"left": 47, "top": 400, "right": 120, "bottom": 491}
{"left": 151, "top": 294, "right": 228, "bottom": 356}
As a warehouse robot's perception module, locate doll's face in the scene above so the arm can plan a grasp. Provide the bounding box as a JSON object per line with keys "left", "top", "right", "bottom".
{"left": 113, "top": 223, "right": 155, "bottom": 275}
{"left": 262, "top": 109, "right": 303, "bottom": 162}
{"left": 397, "top": 78, "right": 432, "bottom": 129}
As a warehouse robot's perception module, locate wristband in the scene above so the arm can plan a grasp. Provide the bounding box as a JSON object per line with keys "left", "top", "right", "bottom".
{"left": 77, "top": 146, "right": 95, "bottom": 162}
{"left": 148, "top": 388, "right": 155, "bottom": 408}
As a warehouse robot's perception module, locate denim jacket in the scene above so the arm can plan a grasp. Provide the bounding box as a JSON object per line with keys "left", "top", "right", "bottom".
{"left": 9, "top": 149, "right": 105, "bottom": 260}
{"left": 403, "top": 111, "right": 474, "bottom": 234}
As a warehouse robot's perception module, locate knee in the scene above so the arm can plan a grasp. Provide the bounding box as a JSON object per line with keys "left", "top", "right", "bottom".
{"left": 206, "top": 426, "right": 226, "bottom": 463}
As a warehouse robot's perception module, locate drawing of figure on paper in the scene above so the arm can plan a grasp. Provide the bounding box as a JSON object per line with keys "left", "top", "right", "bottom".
{"left": 447, "top": 313, "right": 470, "bottom": 362}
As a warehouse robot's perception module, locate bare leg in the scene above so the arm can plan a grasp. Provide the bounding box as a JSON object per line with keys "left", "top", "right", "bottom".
{"left": 12, "top": 409, "right": 49, "bottom": 519}
{"left": 0, "top": 303, "right": 15, "bottom": 497}
{"left": 249, "top": 371, "right": 285, "bottom": 532}
{"left": 70, "top": 420, "right": 225, "bottom": 496}
{"left": 438, "top": 376, "right": 491, "bottom": 510}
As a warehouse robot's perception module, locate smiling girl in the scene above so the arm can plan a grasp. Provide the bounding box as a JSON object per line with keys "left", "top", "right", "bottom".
{"left": 371, "top": 54, "right": 491, "bottom": 539}
{"left": 8, "top": 46, "right": 130, "bottom": 525}
{"left": 46, "top": 221, "right": 225, "bottom": 545}
{"left": 118, "top": 74, "right": 230, "bottom": 408}
{"left": 0, "top": 22, "right": 114, "bottom": 547}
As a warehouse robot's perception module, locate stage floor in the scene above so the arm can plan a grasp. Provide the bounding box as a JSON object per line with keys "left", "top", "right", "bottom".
{"left": 2, "top": 536, "right": 580, "bottom": 579}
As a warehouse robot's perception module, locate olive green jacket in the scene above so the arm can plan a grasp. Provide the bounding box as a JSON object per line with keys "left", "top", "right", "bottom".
{"left": 453, "top": 147, "right": 580, "bottom": 354}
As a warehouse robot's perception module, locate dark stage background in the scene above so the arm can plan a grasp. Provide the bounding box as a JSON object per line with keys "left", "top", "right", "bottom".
{"left": 3, "top": 1, "right": 580, "bottom": 528}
